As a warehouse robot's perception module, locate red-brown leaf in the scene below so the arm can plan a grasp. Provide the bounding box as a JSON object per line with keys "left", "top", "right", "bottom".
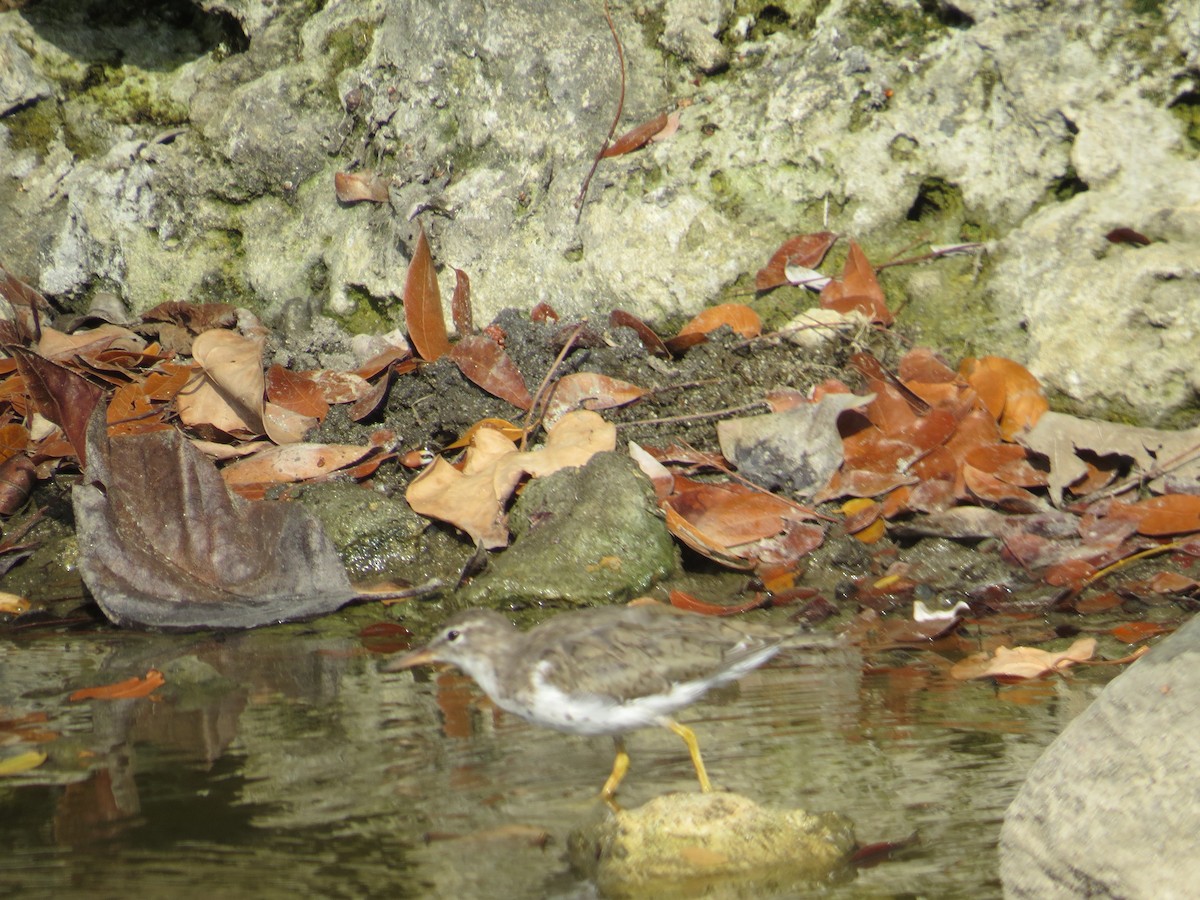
{"left": 12, "top": 349, "right": 104, "bottom": 468}
{"left": 755, "top": 232, "right": 838, "bottom": 291}
{"left": 403, "top": 221, "right": 451, "bottom": 361}
{"left": 820, "top": 242, "right": 893, "bottom": 325}
{"left": 450, "top": 267, "right": 473, "bottom": 335}
{"left": 601, "top": 112, "right": 669, "bottom": 158}
{"left": 265, "top": 365, "right": 330, "bottom": 422}
{"left": 449, "top": 335, "right": 533, "bottom": 410}
{"left": 610, "top": 309, "right": 670, "bottom": 358}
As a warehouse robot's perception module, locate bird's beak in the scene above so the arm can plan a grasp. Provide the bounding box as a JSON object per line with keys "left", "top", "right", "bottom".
{"left": 382, "top": 646, "right": 437, "bottom": 671}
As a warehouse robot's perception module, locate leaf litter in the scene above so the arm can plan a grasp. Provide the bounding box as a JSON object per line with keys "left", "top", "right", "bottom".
{"left": 0, "top": 222, "right": 1186, "bottom": 701}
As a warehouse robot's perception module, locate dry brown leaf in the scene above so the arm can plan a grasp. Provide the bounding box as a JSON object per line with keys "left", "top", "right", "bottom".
{"left": 73, "top": 408, "right": 354, "bottom": 630}
{"left": 951, "top": 637, "right": 1096, "bottom": 681}
{"left": 1109, "top": 494, "right": 1200, "bottom": 536}
{"left": 449, "top": 335, "right": 533, "bottom": 410}
{"left": 819, "top": 241, "right": 893, "bottom": 325}
{"left": 755, "top": 232, "right": 838, "bottom": 291}
{"left": 601, "top": 112, "right": 669, "bottom": 157}
{"left": 1021, "top": 411, "right": 1200, "bottom": 504}
{"left": 451, "top": 267, "right": 473, "bottom": 336}
{"left": 220, "top": 443, "right": 375, "bottom": 487}
{"left": 609, "top": 309, "right": 670, "bottom": 358}
{"left": 180, "top": 329, "right": 267, "bottom": 436}
{"left": 334, "top": 170, "right": 390, "bottom": 204}
{"left": 265, "top": 365, "right": 330, "bottom": 422}
{"left": 542, "top": 372, "right": 646, "bottom": 428}
{"left": 403, "top": 221, "right": 451, "bottom": 361}
{"left": 405, "top": 410, "right": 615, "bottom": 548}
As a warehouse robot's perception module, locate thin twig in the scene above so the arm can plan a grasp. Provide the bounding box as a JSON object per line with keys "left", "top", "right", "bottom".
{"left": 574, "top": 0, "right": 625, "bottom": 220}
{"left": 521, "top": 321, "right": 588, "bottom": 449}
{"left": 614, "top": 402, "right": 769, "bottom": 429}
{"left": 1079, "top": 438, "right": 1200, "bottom": 505}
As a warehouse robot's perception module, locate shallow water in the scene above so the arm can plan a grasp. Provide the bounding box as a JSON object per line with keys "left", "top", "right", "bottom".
{"left": 0, "top": 608, "right": 1116, "bottom": 898}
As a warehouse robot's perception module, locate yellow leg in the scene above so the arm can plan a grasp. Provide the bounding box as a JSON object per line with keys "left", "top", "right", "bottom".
{"left": 665, "top": 719, "right": 712, "bottom": 792}
{"left": 601, "top": 736, "right": 631, "bottom": 800}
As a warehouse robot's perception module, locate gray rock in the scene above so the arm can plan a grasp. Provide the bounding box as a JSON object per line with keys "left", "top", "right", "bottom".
{"left": 1000, "top": 614, "right": 1200, "bottom": 898}
{"left": 457, "top": 452, "right": 676, "bottom": 607}
{"left": 0, "top": 31, "right": 52, "bottom": 115}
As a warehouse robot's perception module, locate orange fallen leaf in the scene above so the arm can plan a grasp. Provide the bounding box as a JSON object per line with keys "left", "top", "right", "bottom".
{"left": 450, "top": 267, "right": 473, "bottom": 336}
{"left": 675, "top": 303, "right": 762, "bottom": 340}
{"left": 449, "top": 335, "right": 532, "bottom": 410}
{"left": 1109, "top": 494, "right": 1200, "bottom": 536}
{"left": 69, "top": 669, "right": 165, "bottom": 702}
{"left": 950, "top": 638, "right": 1095, "bottom": 682}
{"left": 265, "top": 365, "right": 330, "bottom": 422}
{"left": 1111, "top": 621, "right": 1172, "bottom": 643}
{"left": 668, "top": 589, "right": 769, "bottom": 616}
{"left": 609, "top": 309, "right": 670, "bottom": 358}
{"left": 542, "top": 372, "right": 646, "bottom": 427}
{"left": 755, "top": 232, "right": 838, "bottom": 291}
{"left": 601, "top": 112, "right": 669, "bottom": 158}
{"left": 960, "top": 356, "right": 1048, "bottom": 440}
{"left": 219, "top": 443, "right": 376, "bottom": 487}
{"left": 842, "top": 497, "right": 885, "bottom": 543}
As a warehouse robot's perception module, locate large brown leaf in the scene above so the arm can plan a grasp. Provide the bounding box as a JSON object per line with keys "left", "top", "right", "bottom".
{"left": 12, "top": 349, "right": 103, "bottom": 468}
{"left": 72, "top": 408, "right": 354, "bottom": 630}
{"left": 403, "top": 221, "right": 451, "bottom": 361}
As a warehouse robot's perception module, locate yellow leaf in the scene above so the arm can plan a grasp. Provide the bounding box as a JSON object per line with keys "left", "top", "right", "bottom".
{"left": 0, "top": 749, "right": 48, "bottom": 776}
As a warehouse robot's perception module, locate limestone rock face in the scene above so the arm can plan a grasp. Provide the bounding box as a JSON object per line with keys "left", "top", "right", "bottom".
{"left": 0, "top": 0, "right": 1197, "bottom": 420}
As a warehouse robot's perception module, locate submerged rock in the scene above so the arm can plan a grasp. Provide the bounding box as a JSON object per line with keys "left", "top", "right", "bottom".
{"left": 567, "top": 791, "right": 856, "bottom": 898}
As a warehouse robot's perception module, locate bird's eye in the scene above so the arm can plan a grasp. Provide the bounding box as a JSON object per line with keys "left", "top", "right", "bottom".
{"left": 445, "top": 629, "right": 461, "bottom": 642}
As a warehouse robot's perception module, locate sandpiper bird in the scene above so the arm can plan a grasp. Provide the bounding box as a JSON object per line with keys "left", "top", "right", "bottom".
{"left": 385, "top": 603, "right": 814, "bottom": 799}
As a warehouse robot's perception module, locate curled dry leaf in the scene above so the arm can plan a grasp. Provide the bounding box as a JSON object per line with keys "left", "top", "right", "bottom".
{"left": 675, "top": 303, "right": 762, "bottom": 340}
{"left": 755, "top": 232, "right": 838, "bottom": 292}
{"left": 11, "top": 348, "right": 104, "bottom": 468}
{"left": 542, "top": 372, "right": 646, "bottom": 428}
{"left": 179, "top": 329, "right": 266, "bottom": 437}
{"left": 334, "top": 170, "right": 390, "bottom": 204}
{"left": 601, "top": 111, "right": 669, "bottom": 158}
{"left": 72, "top": 407, "right": 355, "bottom": 630}
{"left": 950, "top": 637, "right": 1096, "bottom": 682}
{"left": 609, "top": 309, "right": 670, "bottom": 358}
{"left": 819, "top": 241, "right": 893, "bottom": 325}
{"left": 403, "top": 221, "right": 451, "bottom": 362}
{"left": 449, "top": 334, "right": 533, "bottom": 410}
{"left": 68, "top": 668, "right": 165, "bottom": 702}
{"left": 405, "top": 410, "right": 616, "bottom": 549}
